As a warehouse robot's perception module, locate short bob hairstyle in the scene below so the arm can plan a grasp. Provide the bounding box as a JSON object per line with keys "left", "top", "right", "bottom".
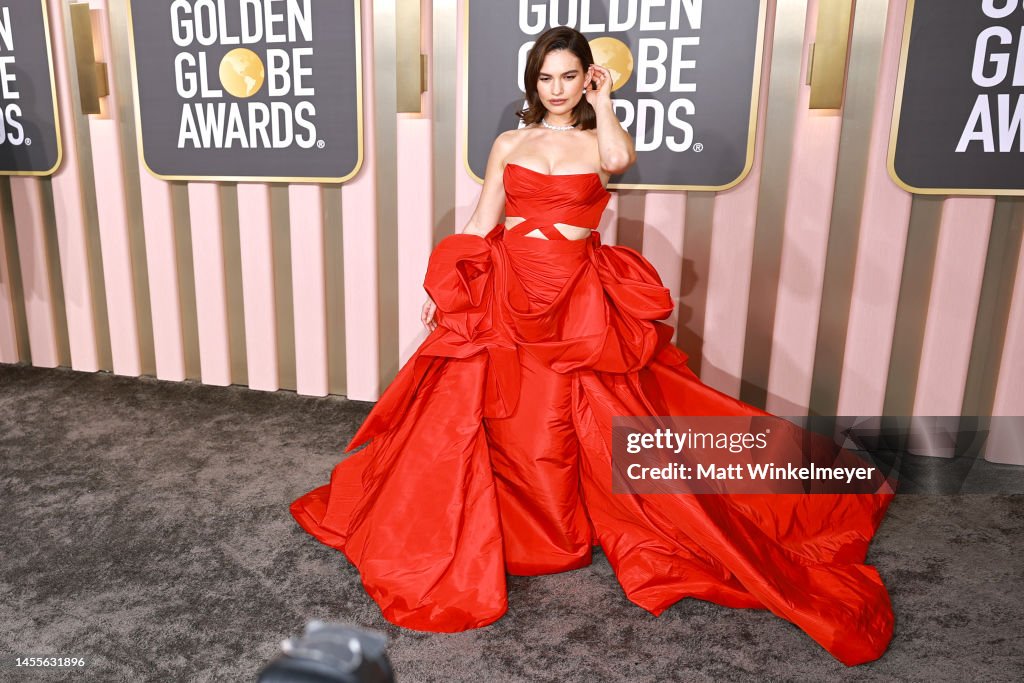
{"left": 515, "top": 26, "right": 597, "bottom": 131}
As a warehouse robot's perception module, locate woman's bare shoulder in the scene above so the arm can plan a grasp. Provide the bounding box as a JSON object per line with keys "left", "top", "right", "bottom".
{"left": 504, "top": 125, "right": 541, "bottom": 140}
{"left": 497, "top": 126, "right": 541, "bottom": 157}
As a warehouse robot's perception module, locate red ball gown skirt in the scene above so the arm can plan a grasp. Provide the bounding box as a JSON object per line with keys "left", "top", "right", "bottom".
{"left": 290, "top": 224, "right": 895, "bottom": 666}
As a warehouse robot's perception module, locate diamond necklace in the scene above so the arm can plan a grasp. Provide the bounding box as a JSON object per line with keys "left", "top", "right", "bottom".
{"left": 541, "top": 117, "right": 575, "bottom": 131}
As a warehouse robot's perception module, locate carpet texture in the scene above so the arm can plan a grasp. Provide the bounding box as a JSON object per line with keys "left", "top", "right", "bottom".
{"left": 1, "top": 363, "right": 1022, "bottom": 682}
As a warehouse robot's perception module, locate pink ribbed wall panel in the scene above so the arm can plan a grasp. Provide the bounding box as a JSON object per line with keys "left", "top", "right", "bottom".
{"left": 596, "top": 193, "right": 618, "bottom": 246}
{"left": 46, "top": 0, "right": 100, "bottom": 372}
{"left": 837, "top": 0, "right": 914, "bottom": 417}
{"left": 992, "top": 226, "right": 1024, "bottom": 419}
{"left": 397, "top": 7, "right": 433, "bottom": 367}
{"left": 290, "top": 184, "right": 328, "bottom": 396}
{"left": 766, "top": 0, "right": 843, "bottom": 416}
{"left": 138, "top": 169, "right": 185, "bottom": 380}
{"left": 187, "top": 183, "right": 231, "bottom": 386}
{"left": 9, "top": 179, "right": 59, "bottom": 367}
{"left": 701, "top": 0, "right": 776, "bottom": 398}
{"left": 0, "top": 209, "right": 21, "bottom": 361}
{"left": 90, "top": 122, "right": 142, "bottom": 376}
{"left": 913, "top": 198, "right": 994, "bottom": 416}
{"left": 237, "top": 184, "right": 278, "bottom": 391}
{"left": 342, "top": 0, "right": 380, "bottom": 401}
{"left": 397, "top": 118, "right": 432, "bottom": 366}
{"left": 641, "top": 193, "right": 686, "bottom": 344}
{"left": 454, "top": 0, "right": 475, "bottom": 232}
{"left": 986, "top": 220, "right": 1024, "bottom": 465}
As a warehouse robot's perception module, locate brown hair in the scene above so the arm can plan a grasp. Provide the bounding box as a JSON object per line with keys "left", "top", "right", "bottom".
{"left": 515, "top": 27, "right": 596, "bottom": 131}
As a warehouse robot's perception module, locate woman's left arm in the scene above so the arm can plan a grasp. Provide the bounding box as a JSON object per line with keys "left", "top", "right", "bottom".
{"left": 587, "top": 64, "right": 635, "bottom": 174}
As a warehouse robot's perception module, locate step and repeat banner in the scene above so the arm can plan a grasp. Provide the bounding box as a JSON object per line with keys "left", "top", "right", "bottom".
{"left": 126, "top": 0, "right": 362, "bottom": 183}
{"left": 0, "top": 0, "right": 61, "bottom": 176}
{"left": 889, "top": 0, "right": 1024, "bottom": 195}
{"left": 464, "top": 0, "right": 768, "bottom": 191}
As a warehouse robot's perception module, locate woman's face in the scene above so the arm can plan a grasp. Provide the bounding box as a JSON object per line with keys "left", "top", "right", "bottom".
{"left": 536, "top": 49, "right": 590, "bottom": 113}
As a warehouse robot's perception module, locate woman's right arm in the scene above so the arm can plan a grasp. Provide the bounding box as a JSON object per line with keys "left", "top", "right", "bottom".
{"left": 424, "top": 132, "right": 514, "bottom": 329}
{"left": 459, "top": 131, "right": 514, "bottom": 236}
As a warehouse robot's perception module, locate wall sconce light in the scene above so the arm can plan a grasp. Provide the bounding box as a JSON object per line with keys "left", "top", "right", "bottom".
{"left": 807, "top": 0, "right": 853, "bottom": 109}
{"left": 396, "top": 0, "right": 427, "bottom": 113}
{"left": 70, "top": 2, "right": 108, "bottom": 115}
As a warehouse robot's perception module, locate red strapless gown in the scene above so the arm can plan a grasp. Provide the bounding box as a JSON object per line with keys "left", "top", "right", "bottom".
{"left": 290, "top": 163, "right": 896, "bottom": 666}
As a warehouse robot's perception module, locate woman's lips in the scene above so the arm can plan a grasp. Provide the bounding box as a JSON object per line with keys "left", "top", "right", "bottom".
{"left": 549, "top": 99, "right": 566, "bottom": 105}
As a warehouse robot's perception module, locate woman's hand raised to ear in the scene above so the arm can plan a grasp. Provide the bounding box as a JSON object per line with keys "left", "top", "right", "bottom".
{"left": 585, "top": 63, "right": 614, "bottom": 109}
{"left": 421, "top": 297, "right": 438, "bottom": 332}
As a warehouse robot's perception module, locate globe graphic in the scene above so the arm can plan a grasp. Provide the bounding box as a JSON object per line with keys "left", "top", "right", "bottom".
{"left": 219, "top": 48, "right": 265, "bottom": 98}
{"left": 589, "top": 37, "right": 633, "bottom": 91}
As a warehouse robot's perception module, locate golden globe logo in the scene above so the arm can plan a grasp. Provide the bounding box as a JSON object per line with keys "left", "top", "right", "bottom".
{"left": 588, "top": 36, "right": 633, "bottom": 92}
{"left": 170, "top": 0, "right": 318, "bottom": 150}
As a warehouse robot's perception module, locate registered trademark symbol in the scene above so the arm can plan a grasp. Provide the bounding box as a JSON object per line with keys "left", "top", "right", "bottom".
{"left": 25, "top": 137, "right": 32, "bottom": 145}
{"left": 693, "top": 142, "right": 703, "bottom": 152}
{"left": 316, "top": 140, "right": 325, "bottom": 149}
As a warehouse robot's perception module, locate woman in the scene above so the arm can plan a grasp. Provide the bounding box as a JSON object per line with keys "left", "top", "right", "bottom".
{"left": 291, "top": 27, "right": 895, "bottom": 667}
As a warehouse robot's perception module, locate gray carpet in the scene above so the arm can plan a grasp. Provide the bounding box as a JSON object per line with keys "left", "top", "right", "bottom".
{"left": 1, "top": 363, "right": 1022, "bottom": 682}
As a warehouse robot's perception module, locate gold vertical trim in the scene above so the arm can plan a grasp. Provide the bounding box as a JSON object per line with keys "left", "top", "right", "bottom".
{"left": 220, "top": 184, "right": 248, "bottom": 386}
{"left": 740, "top": 0, "right": 809, "bottom": 409}
{"left": 613, "top": 191, "right": 645, "bottom": 254}
{"left": 882, "top": 195, "right": 944, "bottom": 416}
{"left": 675, "top": 193, "right": 715, "bottom": 378}
{"left": 0, "top": 179, "right": 31, "bottom": 362}
{"left": 4, "top": 180, "right": 64, "bottom": 366}
{"left": 375, "top": 0, "right": 400, "bottom": 388}
{"left": 270, "top": 185, "right": 296, "bottom": 392}
{"left": 37, "top": 179, "right": 71, "bottom": 367}
{"left": 324, "top": 185, "right": 347, "bottom": 395}
{"left": 809, "top": 0, "right": 890, "bottom": 417}
{"left": 170, "top": 182, "right": 200, "bottom": 380}
{"left": 81, "top": 170, "right": 113, "bottom": 373}
{"left": 433, "top": 0, "right": 457, "bottom": 247}
{"left": 808, "top": 0, "right": 853, "bottom": 109}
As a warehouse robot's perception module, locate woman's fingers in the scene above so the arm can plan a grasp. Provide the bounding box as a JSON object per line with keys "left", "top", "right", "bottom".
{"left": 422, "top": 298, "right": 437, "bottom": 331}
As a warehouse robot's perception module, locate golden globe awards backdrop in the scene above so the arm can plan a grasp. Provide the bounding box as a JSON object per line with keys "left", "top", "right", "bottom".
{"left": 126, "top": 0, "right": 362, "bottom": 183}
{"left": 0, "top": 0, "right": 62, "bottom": 175}
{"left": 889, "top": 0, "right": 1024, "bottom": 195}
{"left": 464, "top": 0, "right": 767, "bottom": 190}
